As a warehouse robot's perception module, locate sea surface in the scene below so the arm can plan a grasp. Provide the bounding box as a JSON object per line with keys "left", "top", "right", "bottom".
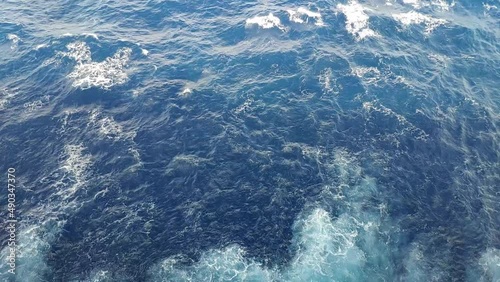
{"left": 0, "top": 0, "right": 499, "bottom": 281}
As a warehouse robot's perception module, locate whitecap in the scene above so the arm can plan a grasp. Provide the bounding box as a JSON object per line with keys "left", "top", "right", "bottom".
{"left": 393, "top": 11, "right": 447, "bottom": 34}
{"left": 0, "top": 88, "right": 14, "bottom": 110}
{"left": 245, "top": 13, "right": 287, "bottom": 32}
{"left": 35, "top": 44, "right": 48, "bottom": 50}
{"left": 337, "top": 1, "right": 378, "bottom": 40}
{"left": 62, "top": 42, "right": 132, "bottom": 90}
{"left": 484, "top": 4, "right": 498, "bottom": 11}
{"left": 287, "top": 7, "right": 325, "bottom": 26}
{"left": 82, "top": 33, "right": 99, "bottom": 40}
{"left": 63, "top": 42, "right": 92, "bottom": 63}
{"left": 179, "top": 87, "right": 192, "bottom": 97}
{"left": 234, "top": 98, "right": 253, "bottom": 114}
{"left": 7, "top": 34, "right": 20, "bottom": 49}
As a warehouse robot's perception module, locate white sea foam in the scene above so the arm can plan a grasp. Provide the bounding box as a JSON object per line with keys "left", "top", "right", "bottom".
{"left": 337, "top": 1, "right": 378, "bottom": 40}
{"left": 87, "top": 110, "right": 139, "bottom": 168}
{"left": 61, "top": 144, "right": 92, "bottom": 198}
{"left": 128, "top": 147, "right": 142, "bottom": 165}
{"left": 484, "top": 4, "right": 498, "bottom": 11}
{"left": 432, "top": 0, "right": 455, "bottom": 10}
{"left": 351, "top": 66, "right": 381, "bottom": 84}
{"left": 0, "top": 88, "right": 14, "bottom": 110}
{"left": 83, "top": 33, "right": 99, "bottom": 40}
{"left": 286, "top": 208, "right": 368, "bottom": 281}
{"left": 403, "top": 0, "right": 423, "bottom": 8}
{"left": 97, "top": 117, "right": 124, "bottom": 139}
{"left": 234, "top": 98, "right": 254, "bottom": 114}
{"left": 149, "top": 149, "right": 394, "bottom": 281}
{"left": 401, "top": 244, "right": 431, "bottom": 281}
{"left": 6, "top": 34, "right": 19, "bottom": 42}
{"left": 0, "top": 223, "right": 53, "bottom": 281}
{"left": 83, "top": 269, "right": 111, "bottom": 282}
{"left": 141, "top": 48, "right": 149, "bottom": 56}
{"left": 63, "top": 42, "right": 92, "bottom": 63}
{"left": 23, "top": 96, "right": 51, "bottom": 113}
{"left": 476, "top": 249, "right": 500, "bottom": 282}
{"left": 150, "top": 246, "right": 273, "bottom": 281}
{"left": 401, "top": 0, "right": 455, "bottom": 11}
{"left": 179, "top": 87, "right": 192, "bottom": 97}
{"left": 287, "top": 7, "right": 325, "bottom": 26}
{"left": 282, "top": 142, "right": 325, "bottom": 160}
{"left": 393, "top": 11, "right": 446, "bottom": 33}
{"left": 35, "top": 44, "right": 48, "bottom": 50}
{"left": 88, "top": 109, "right": 134, "bottom": 140}
{"left": 62, "top": 42, "right": 132, "bottom": 90}
{"left": 0, "top": 141, "right": 93, "bottom": 281}
{"left": 319, "top": 68, "right": 334, "bottom": 93}
{"left": 246, "top": 13, "right": 287, "bottom": 32}
{"left": 363, "top": 101, "right": 429, "bottom": 140}
{"left": 7, "top": 34, "right": 20, "bottom": 49}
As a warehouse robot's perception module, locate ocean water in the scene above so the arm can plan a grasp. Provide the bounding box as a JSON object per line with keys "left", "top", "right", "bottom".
{"left": 0, "top": 0, "right": 499, "bottom": 281}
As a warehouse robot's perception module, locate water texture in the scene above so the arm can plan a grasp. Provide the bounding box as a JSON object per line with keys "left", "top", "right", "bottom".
{"left": 0, "top": 0, "right": 499, "bottom": 281}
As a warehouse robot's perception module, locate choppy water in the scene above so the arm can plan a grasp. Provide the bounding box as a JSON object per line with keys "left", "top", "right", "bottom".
{"left": 0, "top": 0, "right": 499, "bottom": 281}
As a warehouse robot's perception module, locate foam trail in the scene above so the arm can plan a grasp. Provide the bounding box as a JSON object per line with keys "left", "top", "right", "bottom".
{"left": 149, "top": 246, "right": 273, "bottom": 281}
{"left": 2, "top": 222, "right": 62, "bottom": 281}
{"left": 148, "top": 149, "right": 395, "bottom": 281}
{"left": 0, "top": 144, "right": 92, "bottom": 281}
{"left": 285, "top": 209, "right": 367, "bottom": 281}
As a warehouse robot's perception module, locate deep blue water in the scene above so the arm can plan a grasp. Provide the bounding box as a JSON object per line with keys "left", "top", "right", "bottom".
{"left": 0, "top": 0, "right": 499, "bottom": 281}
